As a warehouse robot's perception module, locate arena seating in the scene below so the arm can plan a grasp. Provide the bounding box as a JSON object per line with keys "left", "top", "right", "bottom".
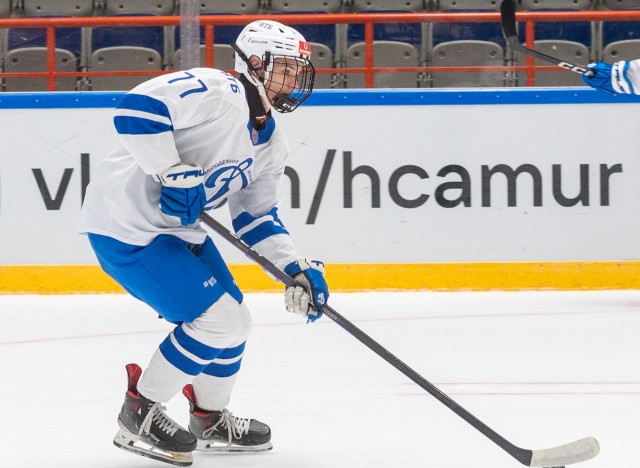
{"left": 0, "top": 0, "right": 638, "bottom": 90}
{"left": 430, "top": 1, "right": 507, "bottom": 87}
{"left": 601, "top": 0, "right": 640, "bottom": 63}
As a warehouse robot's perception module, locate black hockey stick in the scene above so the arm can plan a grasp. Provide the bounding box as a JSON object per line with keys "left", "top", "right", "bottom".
{"left": 500, "top": 0, "right": 594, "bottom": 77}
{"left": 199, "top": 211, "right": 599, "bottom": 467}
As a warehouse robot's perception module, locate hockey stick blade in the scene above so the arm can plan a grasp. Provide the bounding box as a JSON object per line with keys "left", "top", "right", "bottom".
{"left": 500, "top": 0, "right": 594, "bottom": 77}
{"left": 530, "top": 437, "right": 600, "bottom": 467}
{"left": 199, "top": 211, "right": 600, "bottom": 467}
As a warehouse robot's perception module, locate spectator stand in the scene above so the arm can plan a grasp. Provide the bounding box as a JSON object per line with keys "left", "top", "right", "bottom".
{"left": 1, "top": 6, "right": 640, "bottom": 91}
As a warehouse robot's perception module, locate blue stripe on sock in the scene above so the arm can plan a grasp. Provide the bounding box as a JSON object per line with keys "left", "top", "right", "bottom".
{"left": 159, "top": 335, "right": 207, "bottom": 376}
{"left": 217, "top": 342, "right": 246, "bottom": 359}
{"left": 202, "top": 359, "right": 243, "bottom": 378}
{"left": 174, "top": 325, "right": 223, "bottom": 361}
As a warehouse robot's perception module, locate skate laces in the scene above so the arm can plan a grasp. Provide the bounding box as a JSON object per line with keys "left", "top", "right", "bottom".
{"left": 203, "top": 409, "right": 251, "bottom": 444}
{"left": 141, "top": 402, "right": 179, "bottom": 437}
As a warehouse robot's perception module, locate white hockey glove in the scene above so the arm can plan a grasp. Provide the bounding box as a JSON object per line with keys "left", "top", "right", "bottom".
{"left": 284, "top": 259, "right": 329, "bottom": 323}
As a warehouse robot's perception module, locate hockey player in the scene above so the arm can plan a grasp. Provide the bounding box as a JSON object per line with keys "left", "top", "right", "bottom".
{"left": 582, "top": 59, "right": 640, "bottom": 95}
{"left": 79, "top": 20, "right": 329, "bottom": 467}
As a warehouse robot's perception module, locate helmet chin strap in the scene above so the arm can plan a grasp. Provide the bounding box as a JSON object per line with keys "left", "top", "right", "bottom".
{"left": 232, "top": 44, "right": 272, "bottom": 113}
{"left": 271, "top": 94, "right": 298, "bottom": 112}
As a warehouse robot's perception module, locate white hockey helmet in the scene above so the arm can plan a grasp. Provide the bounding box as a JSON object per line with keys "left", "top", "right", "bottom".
{"left": 234, "top": 20, "right": 315, "bottom": 113}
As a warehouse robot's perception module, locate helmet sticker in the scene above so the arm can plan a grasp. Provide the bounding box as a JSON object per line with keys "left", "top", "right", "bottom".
{"left": 299, "top": 41, "right": 312, "bottom": 57}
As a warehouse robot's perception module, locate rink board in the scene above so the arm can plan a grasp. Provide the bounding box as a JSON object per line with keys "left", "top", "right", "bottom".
{"left": 1, "top": 88, "right": 640, "bottom": 292}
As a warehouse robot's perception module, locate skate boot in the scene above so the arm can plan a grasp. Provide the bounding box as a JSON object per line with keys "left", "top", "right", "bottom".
{"left": 182, "top": 383, "right": 273, "bottom": 452}
{"left": 113, "top": 363, "right": 197, "bottom": 467}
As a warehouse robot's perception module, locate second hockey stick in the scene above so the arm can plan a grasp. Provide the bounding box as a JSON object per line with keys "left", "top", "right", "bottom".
{"left": 500, "top": 0, "right": 594, "bottom": 77}
{"left": 199, "top": 211, "right": 599, "bottom": 467}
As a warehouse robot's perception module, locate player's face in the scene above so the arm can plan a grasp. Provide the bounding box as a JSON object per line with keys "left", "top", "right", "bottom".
{"left": 265, "top": 57, "right": 303, "bottom": 102}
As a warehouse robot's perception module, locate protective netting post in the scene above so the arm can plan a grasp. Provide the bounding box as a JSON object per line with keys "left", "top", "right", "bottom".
{"left": 179, "top": 0, "right": 200, "bottom": 70}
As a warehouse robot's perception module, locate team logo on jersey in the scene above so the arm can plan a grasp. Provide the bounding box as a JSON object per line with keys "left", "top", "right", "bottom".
{"left": 299, "top": 41, "right": 311, "bottom": 57}
{"left": 204, "top": 157, "right": 254, "bottom": 206}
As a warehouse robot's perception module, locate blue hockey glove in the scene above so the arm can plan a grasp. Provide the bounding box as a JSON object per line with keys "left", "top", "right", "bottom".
{"left": 582, "top": 61, "right": 633, "bottom": 94}
{"left": 284, "top": 259, "right": 329, "bottom": 323}
{"left": 157, "top": 163, "right": 206, "bottom": 226}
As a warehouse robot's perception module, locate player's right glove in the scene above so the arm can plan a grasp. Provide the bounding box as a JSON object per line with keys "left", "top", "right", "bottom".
{"left": 157, "top": 163, "right": 206, "bottom": 226}
{"left": 582, "top": 61, "right": 633, "bottom": 94}
{"left": 284, "top": 259, "right": 329, "bottom": 323}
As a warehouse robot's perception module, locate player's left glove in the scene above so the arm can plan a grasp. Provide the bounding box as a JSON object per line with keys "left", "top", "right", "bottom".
{"left": 582, "top": 61, "right": 633, "bottom": 94}
{"left": 157, "top": 163, "right": 206, "bottom": 226}
{"left": 284, "top": 259, "right": 329, "bottom": 323}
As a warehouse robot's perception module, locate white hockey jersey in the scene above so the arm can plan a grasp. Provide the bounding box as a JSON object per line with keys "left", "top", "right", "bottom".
{"left": 79, "top": 68, "right": 300, "bottom": 271}
{"left": 608, "top": 59, "right": 640, "bottom": 94}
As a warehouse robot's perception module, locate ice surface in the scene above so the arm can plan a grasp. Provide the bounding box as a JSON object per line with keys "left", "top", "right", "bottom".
{"left": 1, "top": 290, "right": 638, "bottom": 467}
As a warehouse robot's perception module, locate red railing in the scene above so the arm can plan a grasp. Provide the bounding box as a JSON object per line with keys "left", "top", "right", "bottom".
{"left": 0, "top": 11, "right": 639, "bottom": 90}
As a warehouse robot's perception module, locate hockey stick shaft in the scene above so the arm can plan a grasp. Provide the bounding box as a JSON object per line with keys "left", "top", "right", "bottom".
{"left": 199, "top": 212, "right": 600, "bottom": 466}
{"left": 500, "top": 0, "right": 594, "bottom": 77}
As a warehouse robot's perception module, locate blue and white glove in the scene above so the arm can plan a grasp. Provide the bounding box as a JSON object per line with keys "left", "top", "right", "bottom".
{"left": 582, "top": 61, "right": 633, "bottom": 94}
{"left": 284, "top": 259, "right": 329, "bottom": 323}
{"left": 157, "top": 163, "right": 206, "bottom": 226}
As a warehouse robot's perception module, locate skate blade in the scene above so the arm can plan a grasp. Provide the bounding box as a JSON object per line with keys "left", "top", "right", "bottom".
{"left": 196, "top": 438, "right": 273, "bottom": 453}
{"left": 113, "top": 428, "right": 194, "bottom": 467}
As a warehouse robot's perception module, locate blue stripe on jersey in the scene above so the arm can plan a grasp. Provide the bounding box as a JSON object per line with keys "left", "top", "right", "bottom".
{"left": 114, "top": 93, "right": 173, "bottom": 135}
{"left": 202, "top": 358, "right": 243, "bottom": 378}
{"left": 159, "top": 335, "right": 207, "bottom": 376}
{"left": 233, "top": 208, "right": 289, "bottom": 247}
{"left": 174, "top": 325, "right": 223, "bottom": 361}
{"left": 114, "top": 115, "right": 173, "bottom": 135}
{"left": 246, "top": 117, "right": 276, "bottom": 146}
{"left": 117, "top": 93, "right": 171, "bottom": 119}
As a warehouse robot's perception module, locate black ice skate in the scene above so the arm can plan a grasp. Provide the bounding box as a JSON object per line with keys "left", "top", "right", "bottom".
{"left": 182, "top": 383, "right": 273, "bottom": 452}
{"left": 113, "top": 363, "right": 197, "bottom": 467}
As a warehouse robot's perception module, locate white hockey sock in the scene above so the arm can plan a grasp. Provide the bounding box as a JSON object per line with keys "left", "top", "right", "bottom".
{"left": 137, "top": 294, "right": 252, "bottom": 403}
{"left": 191, "top": 373, "right": 239, "bottom": 411}
{"left": 138, "top": 348, "right": 191, "bottom": 403}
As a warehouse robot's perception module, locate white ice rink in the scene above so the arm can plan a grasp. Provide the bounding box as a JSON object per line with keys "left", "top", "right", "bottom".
{"left": 1, "top": 290, "right": 638, "bottom": 468}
